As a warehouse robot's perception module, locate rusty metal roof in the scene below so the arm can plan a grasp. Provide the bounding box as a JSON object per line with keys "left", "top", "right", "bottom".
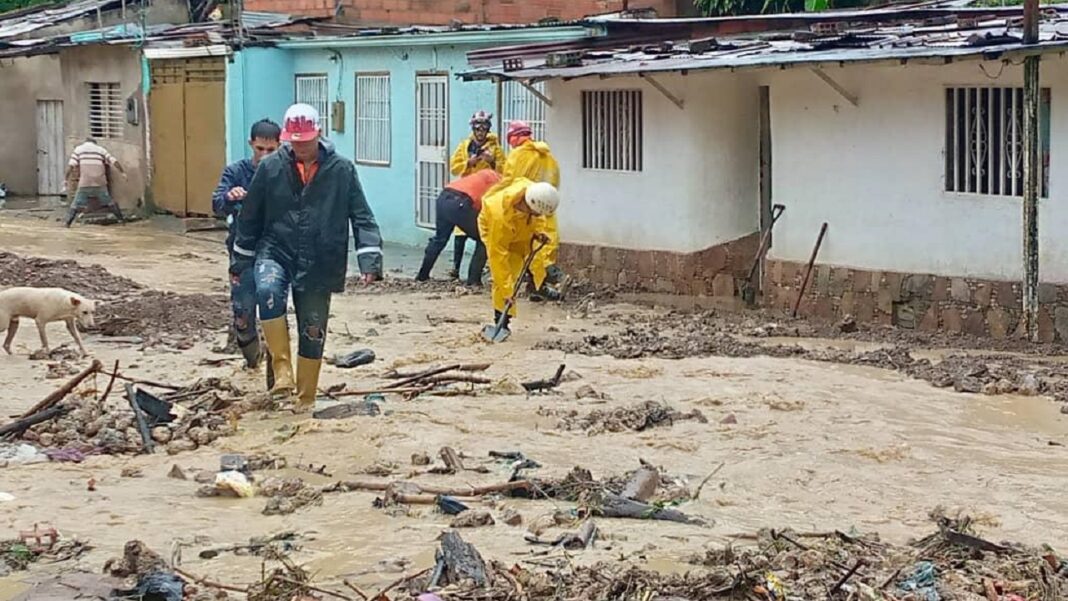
{"left": 0, "top": 0, "right": 122, "bottom": 41}
{"left": 460, "top": 6, "right": 1068, "bottom": 81}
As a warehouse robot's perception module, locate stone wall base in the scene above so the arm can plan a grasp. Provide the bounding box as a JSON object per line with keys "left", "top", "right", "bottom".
{"left": 556, "top": 233, "right": 760, "bottom": 297}
{"left": 763, "top": 259, "right": 1068, "bottom": 342}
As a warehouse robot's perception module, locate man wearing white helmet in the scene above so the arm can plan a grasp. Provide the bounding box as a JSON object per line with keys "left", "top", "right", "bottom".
{"left": 477, "top": 177, "right": 560, "bottom": 336}
{"left": 232, "top": 103, "right": 383, "bottom": 409}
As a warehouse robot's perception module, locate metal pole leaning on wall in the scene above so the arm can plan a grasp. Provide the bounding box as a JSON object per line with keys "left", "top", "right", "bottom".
{"left": 793, "top": 222, "right": 828, "bottom": 319}
{"left": 1022, "top": 0, "right": 1040, "bottom": 342}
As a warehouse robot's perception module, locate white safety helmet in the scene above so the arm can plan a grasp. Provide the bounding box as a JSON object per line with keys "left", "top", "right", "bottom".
{"left": 524, "top": 182, "right": 560, "bottom": 216}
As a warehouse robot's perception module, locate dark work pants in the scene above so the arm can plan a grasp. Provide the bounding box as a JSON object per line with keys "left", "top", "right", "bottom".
{"left": 416, "top": 189, "right": 486, "bottom": 285}
{"left": 228, "top": 245, "right": 259, "bottom": 347}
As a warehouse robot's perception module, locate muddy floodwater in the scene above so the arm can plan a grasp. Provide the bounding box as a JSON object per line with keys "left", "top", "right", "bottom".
{"left": 1, "top": 214, "right": 1068, "bottom": 598}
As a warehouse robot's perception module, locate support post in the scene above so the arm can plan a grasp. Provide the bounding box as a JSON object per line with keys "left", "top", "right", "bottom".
{"left": 518, "top": 80, "right": 552, "bottom": 107}
{"left": 810, "top": 68, "right": 858, "bottom": 107}
{"left": 1022, "top": 0, "right": 1040, "bottom": 341}
{"left": 639, "top": 73, "right": 684, "bottom": 110}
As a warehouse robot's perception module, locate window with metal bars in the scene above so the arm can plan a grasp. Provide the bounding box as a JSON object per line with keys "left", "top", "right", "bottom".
{"left": 945, "top": 86, "right": 1051, "bottom": 198}
{"left": 294, "top": 74, "right": 329, "bottom": 134}
{"left": 502, "top": 80, "right": 547, "bottom": 149}
{"left": 581, "top": 90, "right": 643, "bottom": 172}
{"left": 88, "top": 82, "right": 123, "bottom": 139}
{"left": 354, "top": 73, "right": 391, "bottom": 165}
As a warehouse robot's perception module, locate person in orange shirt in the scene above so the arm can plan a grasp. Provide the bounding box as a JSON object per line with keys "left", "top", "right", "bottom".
{"left": 447, "top": 111, "right": 505, "bottom": 280}
{"left": 415, "top": 169, "right": 501, "bottom": 286}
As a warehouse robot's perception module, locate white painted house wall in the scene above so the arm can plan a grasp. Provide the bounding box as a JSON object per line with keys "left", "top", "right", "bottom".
{"left": 760, "top": 59, "right": 1068, "bottom": 283}
{"left": 545, "top": 71, "right": 761, "bottom": 253}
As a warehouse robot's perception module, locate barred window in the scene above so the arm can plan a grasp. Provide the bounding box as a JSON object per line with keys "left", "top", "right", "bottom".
{"left": 502, "top": 80, "right": 547, "bottom": 148}
{"left": 88, "top": 82, "right": 123, "bottom": 139}
{"left": 294, "top": 74, "right": 329, "bottom": 134}
{"left": 355, "top": 73, "right": 391, "bottom": 165}
{"left": 945, "top": 86, "right": 1050, "bottom": 197}
{"left": 581, "top": 90, "right": 643, "bottom": 172}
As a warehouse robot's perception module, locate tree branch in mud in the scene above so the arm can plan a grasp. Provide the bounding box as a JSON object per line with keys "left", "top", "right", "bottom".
{"left": 521, "top": 364, "right": 567, "bottom": 392}
{"left": 19, "top": 359, "right": 101, "bottom": 418}
{"left": 322, "top": 479, "right": 534, "bottom": 497}
{"left": 0, "top": 405, "right": 72, "bottom": 439}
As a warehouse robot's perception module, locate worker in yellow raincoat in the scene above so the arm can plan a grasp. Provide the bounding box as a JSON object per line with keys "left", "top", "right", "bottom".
{"left": 447, "top": 111, "right": 506, "bottom": 280}
{"left": 478, "top": 177, "right": 560, "bottom": 337}
{"left": 501, "top": 121, "right": 565, "bottom": 300}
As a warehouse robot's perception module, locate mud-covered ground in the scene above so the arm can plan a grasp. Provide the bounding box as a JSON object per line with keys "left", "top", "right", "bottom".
{"left": 1, "top": 214, "right": 1067, "bottom": 600}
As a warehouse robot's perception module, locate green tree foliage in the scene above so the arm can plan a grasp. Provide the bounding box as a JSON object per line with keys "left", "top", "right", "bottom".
{"left": 694, "top": 0, "right": 873, "bottom": 16}
{"left": 0, "top": 0, "right": 55, "bottom": 15}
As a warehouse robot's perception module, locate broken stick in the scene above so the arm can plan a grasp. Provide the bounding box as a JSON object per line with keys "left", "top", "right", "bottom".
{"left": 440, "top": 446, "right": 465, "bottom": 473}
{"left": 595, "top": 492, "right": 706, "bottom": 525}
{"left": 0, "top": 405, "right": 72, "bottom": 438}
{"left": 98, "top": 360, "right": 120, "bottom": 406}
{"left": 521, "top": 364, "right": 567, "bottom": 392}
{"left": 124, "top": 384, "right": 155, "bottom": 454}
{"left": 323, "top": 479, "right": 532, "bottom": 497}
{"left": 20, "top": 359, "right": 102, "bottom": 418}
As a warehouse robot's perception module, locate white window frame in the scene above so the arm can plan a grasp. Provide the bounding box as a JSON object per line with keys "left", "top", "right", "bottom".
{"left": 88, "top": 82, "right": 123, "bottom": 139}
{"left": 944, "top": 85, "right": 1050, "bottom": 198}
{"left": 354, "top": 72, "right": 391, "bottom": 166}
{"left": 581, "top": 89, "right": 643, "bottom": 172}
{"left": 294, "top": 73, "right": 330, "bottom": 134}
{"left": 501, "top": 80, "right": 547, "bottom": 149}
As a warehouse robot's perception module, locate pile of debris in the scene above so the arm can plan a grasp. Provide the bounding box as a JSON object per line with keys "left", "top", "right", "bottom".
{"left": 538, "top": 401, "right": 708, "bottom": 435}
{"left": 4, "top": 363, "right": 241, "bottom": 457}
{"left": 0, "top": 251, "right": 228, "bottom": 343}
{"left": 0, "top": 526, "right": 90, "bottom": 577}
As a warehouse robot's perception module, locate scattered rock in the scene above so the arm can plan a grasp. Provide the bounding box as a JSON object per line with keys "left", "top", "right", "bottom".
{"left": 120, "top": 467, "right": 143, "bottom": 478}
{"left": 166, "top": 440, "right": 197, "bottom": 455}
{"left": 151, "top": 427, "right": 172, "bottom": 444}
{"left": 103, "top": 540, "right": 166, "bottom": 578}
{"left": 411, "top": 452, "right": 431, "bottom": 466}
{"left": 489, "top": 377, "right": 525, "bottom": 395}
{"left": 451, "top": 511, "right": 495, "bottom": 528}
{"left": 561, "top": 370, "right": 583, "bottom": 383}
{"left": 540, "top": 401, "right": 705, "bottom": 435}
{"left": 720, "top": 414, "right": 738, "bottom": 425}
{"left": 167, "top": 465, "right": 187, "bottom": 480}
{"left": 574, "top": 384, "right": 609, "bottom": 400}
{"left": 954, "top": 378, "right": 984, "bottom": 394}
{"left": 499, "top": 508, "right": 523, "bottom": 527}
{"left": 1018, "top": 373, "right": 1042, "bottom": 396}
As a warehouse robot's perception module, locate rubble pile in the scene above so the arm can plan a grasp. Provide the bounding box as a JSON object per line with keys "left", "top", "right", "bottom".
{"left": 0, "top": 251, "right": 143, "bottom": 298}
{"left": 17, "top": 385, "right": 238, "bottom": 456}
{"left": 538, "top": 401, "right": 708, "bottom": 435}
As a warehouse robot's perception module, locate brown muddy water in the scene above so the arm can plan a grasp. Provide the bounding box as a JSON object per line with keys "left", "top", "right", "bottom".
{"left": 1, "top": 214, "right": 1068, "bottom": 597}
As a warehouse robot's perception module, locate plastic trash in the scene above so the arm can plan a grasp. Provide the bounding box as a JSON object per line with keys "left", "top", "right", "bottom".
{"left": 897, "top": 561, "right": 940, "bottom": 601}
{"left": 0, "top": 443, "right": 48, "bottom": 467}
{"left": 333, "top": 349, "right": 376, "bottom": 368}
{"left": 113, "top": 570, "right": 184, "bottom": 601}
{"left": 418, "top": 595, "right": 443, "bottom": 601}
{"left": 436, "top": 495, "right": 469, "bottom": 515}
{"left": 0, "top": 492, "right": 14, "bottom": 502}
{"left": 214, "top": 471, "right": 255, "bottom": 498}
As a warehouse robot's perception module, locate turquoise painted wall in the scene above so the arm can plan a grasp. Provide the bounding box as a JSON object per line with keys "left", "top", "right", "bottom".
{"left": 228, "top": 43, "right": 501, "bottom": 248}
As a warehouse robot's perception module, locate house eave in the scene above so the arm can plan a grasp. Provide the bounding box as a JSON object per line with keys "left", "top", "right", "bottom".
{"left": 273, "top": 25, "right": 598, "bottom": 50}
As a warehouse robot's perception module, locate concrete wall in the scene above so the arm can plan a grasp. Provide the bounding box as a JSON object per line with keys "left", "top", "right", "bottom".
{"left": 243, "top": 0, "right": 679, "bottom": 23}
{"left": 760, "top": 58, "right": 1068, "bottom": 284}
{"left": 60, "top": 45, "right": 147, "bottom": 211}
{"left": 545, "top": 70, "right": 761, "bottom": 254}
{"left": 0, "top": 55, "right": 64, "bottom": 195}
{"left": 229, "top": 43, "right": 502, "bottom": 247}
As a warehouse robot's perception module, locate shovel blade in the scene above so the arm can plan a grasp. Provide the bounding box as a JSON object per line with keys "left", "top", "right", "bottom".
{"left": 480, "top": 324, "right": 511, "bottom": 343}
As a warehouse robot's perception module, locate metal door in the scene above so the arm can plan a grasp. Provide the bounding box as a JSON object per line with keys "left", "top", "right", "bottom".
{"left": 36, "top": 100, "right": 65, "bottom": 196}
{"left": 415, "top": 75, "right": 448, "bottom": 228}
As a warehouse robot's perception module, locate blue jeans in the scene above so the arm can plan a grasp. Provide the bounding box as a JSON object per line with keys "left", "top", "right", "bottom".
{"left": 65, "top": 186, "right": 123, "bottom": 226}
{"left": 229, "top": 252, "right": 259, "bottom": 347}
{"left": 254, "top": 258, "right": 331, "bottom": 360}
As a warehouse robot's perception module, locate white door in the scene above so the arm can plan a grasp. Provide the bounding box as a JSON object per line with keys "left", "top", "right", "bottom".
{"left": 415, "top": 75, "right": 448, "bottom": 228}
{"left": 36, "top": 100, "right": 65, "bottom": 196}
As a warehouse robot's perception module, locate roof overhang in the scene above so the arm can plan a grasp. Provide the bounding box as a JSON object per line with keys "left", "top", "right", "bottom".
{"left": 144, "top": 44, "right": 231, "bottom": 58}
{"left": 273, "top": 25, "right": 597, "bottom": 50}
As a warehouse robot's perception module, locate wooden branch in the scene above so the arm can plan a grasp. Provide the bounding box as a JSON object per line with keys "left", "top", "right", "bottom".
{"left": 386, "top": 364, "right": 462, "bottom": 389}
{"left": 0, "top": 405, "right": 72, "bottom": 438}
{"left": 20, "top": 359, "right": 101, "bottom": 418}
{"left": 174, "top": 567, "right": 248, "bottom": 594}
{"left": 99, "top": 370, "right": 182, "bottom": 391}
{"left": 521, "top": 364, "right": 566, "bottom": 392}
{"left": 372, "top": 567, "right": 433, "bottom": 601}
{"left": 597, "top": 492, "right": 705, "bottom": 525}
{"left": 440, "top": 446, "right": 465, "bottom": 473}
{"left": 98, "top": 360, "right": 120, "bottom": 405}
{"left": 331, "top": 386, "right": 429, "bottom": 398}
{"left": 384, "top": 363, "right": 490, "bottom": 379}
{"left": 343, "top": 580, "right": 370, "bottom": 601}
{"left": 275, "top": 577, "right": 356, "bottom": 601}
{"left": 324, "top": 479, "right": 532, "bottom": 497}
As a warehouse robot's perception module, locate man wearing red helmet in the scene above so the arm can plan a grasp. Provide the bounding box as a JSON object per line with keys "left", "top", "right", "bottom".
{"left": 444, "top": 111, "right": 505, "bottom": 281}
{"left": 232, "top": 103, "right": 383, "bottom": 410}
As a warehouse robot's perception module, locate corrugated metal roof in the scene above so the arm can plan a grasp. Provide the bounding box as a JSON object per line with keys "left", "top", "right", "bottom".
{"left": 0, "top": 0, "right": 120, "bottom": 40}
{"left": 460, "top": 7, "right": 1068, "bottom": 81}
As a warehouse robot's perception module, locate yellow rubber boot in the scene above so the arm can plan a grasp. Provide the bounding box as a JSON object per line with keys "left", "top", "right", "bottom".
{"left": 296, "top": 356, "right": 322, "bottom": 409}
{"left": 260, "top": 317, "right": 295, "bottom": 397}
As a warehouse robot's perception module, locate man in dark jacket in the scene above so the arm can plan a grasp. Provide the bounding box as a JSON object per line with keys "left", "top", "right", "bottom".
{"left": 232, "top": 104, "right": 383, "bottom": 408}
{"left": 212, "top": 119, "right": 281, "bottom": 369}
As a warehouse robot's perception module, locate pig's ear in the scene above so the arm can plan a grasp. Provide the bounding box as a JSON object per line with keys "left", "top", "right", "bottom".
{"left": 70, "top": 296, "right": 82, "bottom": 306}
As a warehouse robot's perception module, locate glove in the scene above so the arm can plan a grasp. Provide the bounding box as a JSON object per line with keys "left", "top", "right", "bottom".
{"left": 545, "top": 264, "right": 565, "bottom": 284}
{"left": 532, "top": 233, "right": 551, "bottom": 245}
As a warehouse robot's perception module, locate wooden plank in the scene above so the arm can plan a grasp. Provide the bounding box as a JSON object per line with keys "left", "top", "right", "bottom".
{"left": 149, "top": 83, "right": 187, "bottom": 215}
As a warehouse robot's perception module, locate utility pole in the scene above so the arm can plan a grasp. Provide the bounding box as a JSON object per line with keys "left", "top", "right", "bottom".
{"left": 1022, "top": 0, "right": 1040, "bottom": 341}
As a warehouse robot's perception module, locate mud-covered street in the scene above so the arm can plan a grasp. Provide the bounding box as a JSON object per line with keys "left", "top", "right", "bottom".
{"left": 1, "top": 213, "right": 1067, "bottom": 600}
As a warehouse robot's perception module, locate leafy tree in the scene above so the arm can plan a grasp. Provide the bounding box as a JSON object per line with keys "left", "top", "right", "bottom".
{"left": 0, "top": 0, "right": 55, "bottom": 15}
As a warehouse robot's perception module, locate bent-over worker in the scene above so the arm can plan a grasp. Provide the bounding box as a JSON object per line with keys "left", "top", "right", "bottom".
{"left": 415, "top": 169, "right": 501, "bottom": 286}
{"left": 212, "top": 118, "right": 281, "bottom": 369}
{"left": 447, "top": 111, "right": 505, "bottom": 280}
{"left": 232, "top": 103, "right": 383, "bottom": 409}
{"left": 500, "top": 121, "right": 566, "bottom": 300}
{"left": 64, "top": 138, "right": 127, "bottom": 227}
{"left": 477, "top": 177, "right": 560, "bottom": 338}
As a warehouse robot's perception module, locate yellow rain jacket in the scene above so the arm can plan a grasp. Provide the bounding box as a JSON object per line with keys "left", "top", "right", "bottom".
{"left": 478, "top": 178, "right": 552, "bottom": 316}
{"left": 502, "top": 140, "right": 561, "bottom": 271}
{"left": 450, "top": 133, "right": 506, "bottom": 237}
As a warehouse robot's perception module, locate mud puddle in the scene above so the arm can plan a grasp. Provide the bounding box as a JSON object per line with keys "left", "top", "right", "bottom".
{"left": 1, "top": 215, "right": 1067, "bottom": 596}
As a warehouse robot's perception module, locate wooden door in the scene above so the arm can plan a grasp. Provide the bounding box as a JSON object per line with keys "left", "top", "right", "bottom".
{"left": 36, "top": 100, "right": 65, "bottom": 196}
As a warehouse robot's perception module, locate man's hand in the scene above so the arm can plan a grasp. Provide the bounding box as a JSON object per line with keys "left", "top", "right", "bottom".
{"left": 229, "top": 256, "right": 253, "bottom": 278}
{"left": 467, "top": 155, "right": 480, "bottom": 168}
{"left": 533, "top": 233, "right": 551, "bottom": 245}
{"left": 226, "top": 187, "right": 248, "bottom": 202}
{"left": 481, "top": 151, "right": 495, "bottom": 165}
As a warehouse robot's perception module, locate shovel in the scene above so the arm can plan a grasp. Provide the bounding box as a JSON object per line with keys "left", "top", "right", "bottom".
{"left": 740, "top": 203, "right": 785, "bottom": 305}
{"left": 481, "top": 237, "right": 548, "bottom": 343}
